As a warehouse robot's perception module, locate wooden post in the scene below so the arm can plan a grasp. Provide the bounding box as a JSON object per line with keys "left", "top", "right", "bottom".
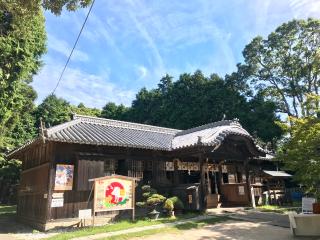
{"left": 266, "top": 180, "right": 271, "bottom": 205}
{"left": 92, "top": 181, "right": 96, "bottom": 226}
{"left": 218, "top": 162, "right": 223, "bottom": 186}
{"left": 244, "top": 160, "right": 251, "bottom": 204}
{"left": 199, "top": 154, "right": 206, "bottom": 209}
{"left": 206, "top": 158, "right": 211, "bottom": 194}
{"left": 132, "top": 179, "right": 135, "bottom": 221}
{"left": 45, "top": 143, "right": 55, "bottom": 223}
{"left": 173, "top": 159, "right": 179, "bottom": 186}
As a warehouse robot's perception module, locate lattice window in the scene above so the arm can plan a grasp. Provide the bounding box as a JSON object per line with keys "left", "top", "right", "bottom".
{"left": 128, "top": 159, "right": 144, "bottom": 179}
{"left": 104, "top": 159, "right": 116, "bottom": 176}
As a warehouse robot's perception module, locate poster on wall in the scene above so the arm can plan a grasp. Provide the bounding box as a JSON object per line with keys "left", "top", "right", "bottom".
{"left": 54, "top": 164, "right": 74, "bottom": 191}
{"left": 166, "top": 162, "right": 174, "bottom": 171}
{"left": 94, "top": 176, "right": 134, "bottom": 212}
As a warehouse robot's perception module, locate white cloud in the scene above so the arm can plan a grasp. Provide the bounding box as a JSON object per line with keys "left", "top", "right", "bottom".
{"left": 47, "top": 34, "right": 89, "bottom": 62}
{"left": 32, "top": 58, "right": 135, "bottom": 108}
{"left": 136, "top": 65, "right": 148, "bottom": 80}
{"left": 289, "top": 0, "right": 320, "bottom": 18}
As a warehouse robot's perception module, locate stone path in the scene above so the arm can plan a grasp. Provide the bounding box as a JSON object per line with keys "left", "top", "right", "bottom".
{"left": 232, "top": 209, "right": 290, "bottom": 228}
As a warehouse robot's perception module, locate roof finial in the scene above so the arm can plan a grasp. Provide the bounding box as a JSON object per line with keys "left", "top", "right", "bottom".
{"left": 39, "top": 117, "right": 46, "bottom": 143}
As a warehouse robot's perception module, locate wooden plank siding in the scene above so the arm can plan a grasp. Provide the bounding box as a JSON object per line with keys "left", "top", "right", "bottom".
{"left": 17, "top": 142, "right": 55, "bottom": 223}
{"left": 47, "top": 143, "right": 166, "bottom": 220}
{"left": 76, "top": 159, "right": 104, "bottom": 191}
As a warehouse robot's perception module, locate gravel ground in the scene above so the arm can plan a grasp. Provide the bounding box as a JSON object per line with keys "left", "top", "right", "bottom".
{"left": 131, "top": 220, "right": 310, "bottom": 240}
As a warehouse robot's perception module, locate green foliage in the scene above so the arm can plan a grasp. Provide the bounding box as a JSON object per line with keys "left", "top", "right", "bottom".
{"left": 146, "top": 194, "right": 166, "bottom": 206}
{"left": 238, "top": 18, "right": 320, "bottom": 118}
{"left": 71, "top": 103, "right": 101, "bottom": 117}
{"left": 103, "top": 70, "right": 282, "bottom": 143}
{"left": 168, "top": 196, "right": 184, "bottom": 210}
{"left": 141, "top": 185, "right": 152, "bottom": 192}
{"left": 42, "top": 0, "right": 93, "bottom": 15}
{"left": 0, "top": 2, "right": 46, "bottom": 204}
{"left": 163, "top": 199, "right": 174, "bottom": 212}
{"left": 277, "top": 94, "right": 320, "bottom": 199}
{"left": 35, "top": 94, "right": 71, "bottom": 127}
{"left": 0, "top": 2, "right": 46, "bottom": 145}
{"left": 136, "top": 185, "right": 166, "bottom": 208}
{"left": 7, "top": 1, "right": 93, "bottom": 16}
{"left": 100, "top": 102, "right": 129, "bottom": 120}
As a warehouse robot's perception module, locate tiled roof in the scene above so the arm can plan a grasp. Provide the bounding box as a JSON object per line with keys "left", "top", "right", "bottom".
{"left": 172, "top": 120, "right": 253, "bottom": 149}
{"left": 7, "top": 114, "right": 267, "bottom": 157}
{"left": 44, "top": 115, "right": 178, "bottom": 150}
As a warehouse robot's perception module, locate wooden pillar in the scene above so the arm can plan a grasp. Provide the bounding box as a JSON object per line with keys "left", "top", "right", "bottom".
{"left": 206, "top": 158, "right": 211, "bottom": 194}
{"left": 244, "top": 160, "right": 252, "bottom": 204}
{"left": 266, "top": 180, "right": 271, "bottom": 205}
{"left": 217, "top": 162, "right": 223, "bottom": 193}
{"left": 173, "top": 159, "right": 179, "bottom": 186}
{"left": 151, "top": 154, "right": 157, "bottom": 186}
{"left": 199, "top": 154, "right": 206, "bottom": 210}
{"left": 46, "top": 142, "right": 56, "bottom": 222}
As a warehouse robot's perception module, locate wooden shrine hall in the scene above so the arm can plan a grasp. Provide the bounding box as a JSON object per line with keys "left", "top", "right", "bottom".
{"left": 8, "top": 114, "right": 276, "bottom": 230}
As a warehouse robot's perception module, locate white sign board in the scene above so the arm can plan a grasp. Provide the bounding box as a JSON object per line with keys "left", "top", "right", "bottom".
{"left": 238, "top": 186, "right": 245, "bottom": 195}
{"left": 51, "top": 198, "right": 64, "bottom": 208}
{"left": 302, "top": 197, "right": 316, "bottom": 213}
{"left": 79, "top": 209, "right": 92, "bottom": 219}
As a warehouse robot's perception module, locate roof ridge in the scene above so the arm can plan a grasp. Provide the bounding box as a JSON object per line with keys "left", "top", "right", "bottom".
{"left": 175, "top": 119, "right": 242, "bottom": 136}
{"left": 45, "top": 118, "right": 81, "bottom": 136}
{"left": 73, "top": 114, "right": 181, "bottom": 135}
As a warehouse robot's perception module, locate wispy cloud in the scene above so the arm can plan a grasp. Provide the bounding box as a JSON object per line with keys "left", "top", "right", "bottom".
{"left": 32, "top": 57, "right": 135, "bottom": 108}
{"left": 37, "top": 0, "right": 320, "bottom": 108}
{"left": 47, "top": 34, "right": 89, "bottom": 62}
{"left": 289, "top": 0, "right": 320, "bottom": 17}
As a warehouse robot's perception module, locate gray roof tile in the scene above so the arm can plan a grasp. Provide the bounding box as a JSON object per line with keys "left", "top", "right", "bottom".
{"left": 7, "top": 114, "right": 267, "bottom": 157}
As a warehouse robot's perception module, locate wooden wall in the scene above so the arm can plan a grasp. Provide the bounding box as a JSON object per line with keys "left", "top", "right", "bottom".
{"left": 220, "top": 183, "right": 250, "bottom": 206}
{"left": 47, "top": 143, "right": 170, "bottom": 220}
{"left": 17, "top": 142, "right": 54, "bottom": 223}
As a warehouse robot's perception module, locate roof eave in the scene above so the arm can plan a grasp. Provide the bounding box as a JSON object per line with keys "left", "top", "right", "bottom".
{"left": 47, "top": 138, "right": 172, "bottom": 152}
{"left": 6, "top": 137, "right": 42, "bottom": 159}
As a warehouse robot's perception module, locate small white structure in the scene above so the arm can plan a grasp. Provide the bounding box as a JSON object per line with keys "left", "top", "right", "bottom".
{"left": 288, "top": 212, "right": 320, "bottom": 237}
{"left": 302, "top": 197, "right": 316, "bottom": 214}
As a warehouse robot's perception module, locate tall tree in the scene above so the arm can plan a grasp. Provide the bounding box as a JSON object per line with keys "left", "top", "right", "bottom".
{"left": 0, "top": 2, "right": 46, "bottom": 146}
{"left": 101, "top": 102, "right": 129, "bottom": 121}
{"left": 118, "top": 71, "right": 282, "bottom": 143}
{"left": 0, "top": 0, "right": 94, "bottom": 204}
{"left": 238, "top": 18, "right": 320, "bottom": 117}
{"left": 35, "top": 95, "right": 71, "bottom": 127}
{"left": 277, "top": 94, "right": 320, "bottom": 197}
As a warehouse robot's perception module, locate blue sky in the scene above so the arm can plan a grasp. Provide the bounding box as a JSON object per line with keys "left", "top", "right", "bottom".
{"left": 32, "top": 0, "right": 320, "bottom": 108}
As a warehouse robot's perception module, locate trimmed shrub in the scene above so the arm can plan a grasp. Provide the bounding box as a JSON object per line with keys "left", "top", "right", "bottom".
{"left": 169, "top": 196, "right": 184, "bottom": 210}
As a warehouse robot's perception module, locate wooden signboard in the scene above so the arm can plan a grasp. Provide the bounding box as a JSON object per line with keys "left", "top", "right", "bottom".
{"left": 90, "top": 175, "right": 136, "bottom": 225}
